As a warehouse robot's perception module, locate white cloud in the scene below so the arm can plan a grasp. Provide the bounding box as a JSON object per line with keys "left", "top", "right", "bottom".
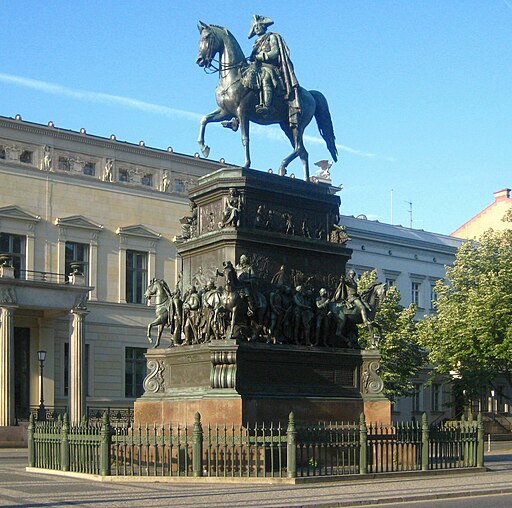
{"left": 0, "top": 72, "right": 395, "bottom": 161}
{"left": 0, "top": 72, "right": 200, "bottom": 121}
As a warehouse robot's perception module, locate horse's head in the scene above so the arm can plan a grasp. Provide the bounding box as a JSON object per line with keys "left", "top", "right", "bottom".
{"left": 144, "top": 278, "right": 158, "bottom": 300}
{"left": 196, "top": 21, "right": 222, "bottom": 68}
{"left": 376, "top": 282, "right": 387, "bottom": 300}
{"left": 361, "top": 282, "right": 387, "bottom": 306}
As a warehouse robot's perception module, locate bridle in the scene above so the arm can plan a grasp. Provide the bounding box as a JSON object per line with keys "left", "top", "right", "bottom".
{"left": 200, "top": 28, "right": 249, "bottom": 74}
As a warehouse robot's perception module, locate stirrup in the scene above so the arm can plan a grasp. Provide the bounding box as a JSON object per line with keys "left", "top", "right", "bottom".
{"left": 255, "top": 104, "right": 272, "bottom": 116}
{"left": 221, "top": 117, "right": 239, "bottom": 132}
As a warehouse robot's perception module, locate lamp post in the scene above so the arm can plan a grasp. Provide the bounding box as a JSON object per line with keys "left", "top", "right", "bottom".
{"left": 490, "top": 389, "right": 495, "bottom": 421}
{"left": 37, "top": 350, "right": 46, "bottom": 421}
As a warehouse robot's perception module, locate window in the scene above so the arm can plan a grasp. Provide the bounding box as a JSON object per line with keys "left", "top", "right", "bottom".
{"left": 0, "top": 233, "right": 26, "bottom": 278}
{"left": 430, "top": 285, "right": 438, "bottom": 309}
{"left": 83, "top": 162, "right": 96, "bottom": 176}
{"left": 431, "top": 383, "right": 441, "bottom": 411}
{"left": 64, "top": 342, "right": 90, "bottom": 397}
{"left": 58, "top": 157, "right": 70, "bottom": 171}
{"left": 175, "top": 179, "right": 185, "bottom": 193}
{"left": 385, "top": 278, "right": 396, "bottom": 287}
{"left": 0, "top": 146, "right": 5, "bottom": 159}
{"left": 65, "top": 241, "right": 89, "bottom": 280}
{"left": 19, "top": 150, "right": 33, "bottom": 164}
{"left": 412, "top": 383, "right": 422, "bottom": 412}
{"left": 125, "top": 347, "right": 146, "bottom": 398}
{"left": 126, "top": 250, "right": 147, "bottom": 304}
{"left": 411, "top": 282, "right": 421, "bottom": 307}
{"left": 119, "top": 169, "right": 129, "bottom": 182}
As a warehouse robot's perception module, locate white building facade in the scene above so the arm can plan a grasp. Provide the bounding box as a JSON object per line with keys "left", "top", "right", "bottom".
{"left": 342, "top": 214, "right": 465, "bottom": 423}
{"left": 0, "top": 115, "right": 223, "bottom": 442}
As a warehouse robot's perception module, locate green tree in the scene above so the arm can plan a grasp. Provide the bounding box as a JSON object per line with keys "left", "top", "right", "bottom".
{"left": 417, "top": 209, "right": 512, "bottom": 399}
{"left": 357, "top": 270, "right": 427, "bottom": 400}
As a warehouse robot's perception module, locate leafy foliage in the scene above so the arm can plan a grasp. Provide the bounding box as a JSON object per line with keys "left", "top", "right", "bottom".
{"left": 417, "top": 208, "right": 512, "bottom": 398}
{"left": 357, "top": 270, "right": 428, "bottom": 400}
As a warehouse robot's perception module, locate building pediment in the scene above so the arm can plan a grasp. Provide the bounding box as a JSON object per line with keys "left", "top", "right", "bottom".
{"left": 55, "top": 215, "right": 104, "bottom": 231}
{"left": 0, "top": 205, "right": 41, "bottom": 223}
{"left": 116, "top": 224, "right": 161, "bottom": 240}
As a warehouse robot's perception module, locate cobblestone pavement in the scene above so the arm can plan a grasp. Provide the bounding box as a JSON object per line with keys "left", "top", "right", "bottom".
{"left": 1, "top": 448, "right": 512, "bottom": 507}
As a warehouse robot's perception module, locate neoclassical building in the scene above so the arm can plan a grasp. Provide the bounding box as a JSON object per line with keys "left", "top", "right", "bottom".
{"left": 0, "top": 114, "right": 471, "bottom": 442}
{"left": 0, "top": 115, "right": 223, "bottom": 442}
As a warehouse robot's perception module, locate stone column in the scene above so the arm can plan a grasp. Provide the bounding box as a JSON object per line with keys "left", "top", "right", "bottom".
{"left": 0, "top": 305, "right": 16, "bottom": 426}
{"left": 69, "top": 308, "right": 89, "bottom": 425}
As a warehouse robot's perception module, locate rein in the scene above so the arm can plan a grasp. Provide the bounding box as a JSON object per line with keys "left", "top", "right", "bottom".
{"left": 203, "top": 57, "right": 249, "bottom": 74}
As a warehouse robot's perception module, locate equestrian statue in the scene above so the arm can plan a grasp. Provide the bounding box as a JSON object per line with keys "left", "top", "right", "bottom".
{"left": 196, "top": 15, "right": 338, "bottom": 181}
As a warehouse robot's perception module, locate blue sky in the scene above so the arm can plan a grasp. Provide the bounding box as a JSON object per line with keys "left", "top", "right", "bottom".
{"left": 1, "top": 1, "right": 511, "bottom": 234}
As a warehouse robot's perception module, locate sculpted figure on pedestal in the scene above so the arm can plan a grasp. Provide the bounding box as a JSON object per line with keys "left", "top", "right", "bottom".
{"left": 219, "top": 188, "right": 243, "bottom": 228}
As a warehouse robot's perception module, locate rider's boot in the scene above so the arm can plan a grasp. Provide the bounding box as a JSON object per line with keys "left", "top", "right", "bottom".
{"left": 256, "top": 86, "right": 273, "bottom": 116}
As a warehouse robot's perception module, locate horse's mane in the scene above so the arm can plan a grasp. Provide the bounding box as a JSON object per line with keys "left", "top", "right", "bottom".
{"left": 361, "top": 282, "right": 384, "bottom": 300}
{"left": 159, "top": 279, "right": 172, "bottom": 298}
{"left": 207, "top": 24, "right": 245, "bottom": 58}
{"left": 209, "top": 24, "right": 230, "bottom": 34}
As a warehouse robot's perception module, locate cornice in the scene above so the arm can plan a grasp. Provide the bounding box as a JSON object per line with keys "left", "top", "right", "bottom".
{"left": 345, "top": 226, "right": 460, "bottom": 255}
{"left": 0, "top": 205, "right": 41, "bottom": 223}
{"left": 0, "top": 116, "right": 223, "bottom": 173}
{"left": 55, "top": 215, "right": 104, "bottom": 231}
{"left": 116, "top": 224, "right": 162, "bottom": 240}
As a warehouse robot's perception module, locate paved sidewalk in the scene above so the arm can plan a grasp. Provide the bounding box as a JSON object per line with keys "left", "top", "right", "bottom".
{"left": 2, "top": 448, "right": 512, "bottom": 507}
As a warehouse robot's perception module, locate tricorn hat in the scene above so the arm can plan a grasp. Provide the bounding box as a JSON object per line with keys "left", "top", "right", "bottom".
{"left": 248, "top": 14, "right": 274, "bottom": 39}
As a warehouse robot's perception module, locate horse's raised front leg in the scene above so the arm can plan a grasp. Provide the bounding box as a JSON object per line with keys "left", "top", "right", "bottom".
{"left": 198, "top": 108, "right": 231, "bottom": 158}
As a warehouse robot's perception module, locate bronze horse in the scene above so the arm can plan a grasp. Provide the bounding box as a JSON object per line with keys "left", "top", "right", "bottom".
{"left": 196, "top": 22, "right": 338, "bottom": 181}
{"left": 144, "top": 278, "right": 173, "bottom": 348}
{"left": 329, "top": 282, "right": 387, "bottom": 348}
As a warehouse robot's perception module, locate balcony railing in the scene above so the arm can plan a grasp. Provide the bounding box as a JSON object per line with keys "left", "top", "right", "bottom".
{"left": 19, "top": 270, "right": 69, "bottom": 284}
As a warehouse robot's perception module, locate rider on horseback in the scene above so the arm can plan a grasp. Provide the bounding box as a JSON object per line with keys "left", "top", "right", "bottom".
{"left": 334, "top": 270, "right": 373, "bottom": 326}
{"left": 246, "top": 14, "right": 301, "bottom": 124}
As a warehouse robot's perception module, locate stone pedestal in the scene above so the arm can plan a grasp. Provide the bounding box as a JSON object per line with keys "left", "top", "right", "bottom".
{"left": 136, "top": 168, "right": 391, "bottom": 426}
{"left": 176, "top": 167, "right": 352, "bottom": 292}
{"left": 135, "top": 342, "right": 390, "bottom": 425}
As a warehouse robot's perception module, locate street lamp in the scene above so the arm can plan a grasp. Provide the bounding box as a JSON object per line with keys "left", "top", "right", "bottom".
{"left": 37, "top": 350, "right": 46, "bottom": 421}
{"left": 490, "top": 389, "right": 496, "bottom": 420}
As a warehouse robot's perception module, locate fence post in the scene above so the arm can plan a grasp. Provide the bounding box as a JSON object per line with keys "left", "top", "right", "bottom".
{"left": 477, "top": 412, "right": 484, "bottom": 468}
{"left": 287, "top": 412, "right": 297, "bottom": 478}
{"left": 359, "top": 413, "right": 367, "bottom": 475}
{"left": 60, "top": 413, "right": 70, "bottom": 472}
{"left": 100, "top": 411, "right": 111, "bottom": 476}
{"left": 192, "top": 412, "right": 203, "bottom": 477}
{"left": 27, "top": 413, "right": 35, "bottom": 467}
{"left": 421, "top": 412, "right": 429, "bottom": 471}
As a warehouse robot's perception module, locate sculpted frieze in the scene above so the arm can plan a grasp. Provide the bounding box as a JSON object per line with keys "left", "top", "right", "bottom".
{"left": 144, "top": 255, "right": 387, "bottom": 351}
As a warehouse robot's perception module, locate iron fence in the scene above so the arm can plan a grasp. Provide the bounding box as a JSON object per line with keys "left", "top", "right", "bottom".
{"left": 28, "top": 412, "right": 484, "bottom": 479}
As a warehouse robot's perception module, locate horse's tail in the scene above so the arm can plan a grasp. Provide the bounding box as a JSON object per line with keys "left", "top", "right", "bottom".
{"left": 310, "top": 90, "right": 338, "bottom": 162}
